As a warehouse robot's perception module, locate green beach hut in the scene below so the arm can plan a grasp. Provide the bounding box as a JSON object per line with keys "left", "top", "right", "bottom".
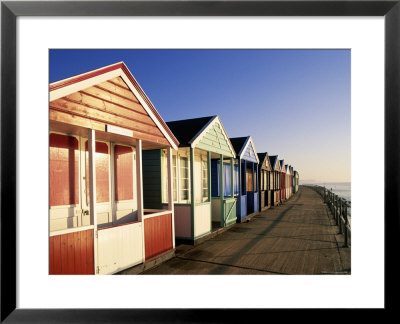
{"left": 142, "top": 115, "right": 236, "bottom": 245}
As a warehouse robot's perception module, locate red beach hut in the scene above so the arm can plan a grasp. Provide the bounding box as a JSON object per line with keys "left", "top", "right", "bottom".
{"left": 49, "top": 62, "right": 179, "bottom": 274}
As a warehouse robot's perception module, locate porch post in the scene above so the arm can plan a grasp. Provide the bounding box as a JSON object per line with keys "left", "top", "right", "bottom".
{"left": 208, "top": 151, "right": 212, "bottom": 231}
{"left": 190, "top": 147, "right": 195, "bottom": 239}
{"left": 167, "top": 147, "right": 175, "bottom": 248}
{"left": 252, "top": 163, "right": 255, "bottom": 192}
{"left": 88, "top": 129, "right": 97, "bottom": 274}
{"left": 244, "top": 160, "right": 247, "bottom": 194}
{"left": 219, "top": 154, "right": 224, "bottom": 226}
{"left": 252, "top": 163, "right": 255, "bottom": 212}
{"left": 136, "top": 139, "right": 145, "bottom": 262}
{"left": 230, "top": 157, "right": 234, "bottom": 198}
{"left": 207, "top": 152, "right": 211, "bottom": 202}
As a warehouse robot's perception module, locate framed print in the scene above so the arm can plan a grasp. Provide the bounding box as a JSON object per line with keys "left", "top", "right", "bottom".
{"left": 1, "top": 0, "right": 399, "bottom": 321}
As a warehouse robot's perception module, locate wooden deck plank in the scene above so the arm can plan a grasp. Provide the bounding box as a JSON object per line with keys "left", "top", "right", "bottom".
{"left": 128, "top": 186, "right": 351, "bottom": 275}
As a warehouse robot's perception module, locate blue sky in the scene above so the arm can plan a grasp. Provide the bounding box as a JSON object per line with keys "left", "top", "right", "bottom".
{"left": 50, "top": 49, "right": 351, "bottom": 183}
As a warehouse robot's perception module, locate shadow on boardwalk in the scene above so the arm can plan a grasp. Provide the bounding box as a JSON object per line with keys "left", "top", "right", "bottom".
{"left": 141, "top": 186, "right": 351, "bottom": 275}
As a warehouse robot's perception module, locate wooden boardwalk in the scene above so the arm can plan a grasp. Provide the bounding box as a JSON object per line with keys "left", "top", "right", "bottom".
{"left": 140, "top": 186, "right": 351, "bottom": 275}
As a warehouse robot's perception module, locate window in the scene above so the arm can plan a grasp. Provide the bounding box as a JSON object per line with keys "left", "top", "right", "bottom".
{"left": 246, "top": 167, "right": 253, "bottom": 192}
{"left": 180, "top": 156, "right": 189, "bottom": 201}
{"left": 163, "top": 150, "right": 191, "bottom": 204}
{"left": 49, "top": 133, "right": 79, "bottom": 206}
{"left": 85, "top": 141, "right": 110, "bottom": 204}
{"left": 234, "top": 162, "right": 239, "bottom": 195}
{"left": 202, "top": 157, "right": 208, "bottom": 201}
{"left": 223, "top": 162, "right": 232, "bottom": 197}
{"left": 114, "top": 145, "right": 133, "bottom": 201}
{"left": 194, "top": 152, "right": 209, "bottom": 203}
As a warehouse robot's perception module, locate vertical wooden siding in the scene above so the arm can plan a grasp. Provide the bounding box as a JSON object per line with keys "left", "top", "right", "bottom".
{"left": 194, "top": 203, "right": 211, "bottom": 237}
{"left": 142, "top": 150, "right": 162, "bottom": 209}
{"left": 174, "top": 205, "right": 191, "bottom": 238}
{"left": 97, "top": 222, "right": 143, "bottom": 274}
{"left": 49, "top": 229, "right": 94, "bottom": 275}
{"left": 144, "top": 213, "right": 173, "bottom": 260}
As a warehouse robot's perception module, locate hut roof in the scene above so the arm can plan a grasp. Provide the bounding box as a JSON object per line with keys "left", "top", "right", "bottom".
{"left": 166, "top": 116, "right": 215, "bottom": 147}
{"left": 229, "top": 137, "right": 248, "bottom": 156}
{"left": 280, "top": 160, "right": 285, "bottom": 171}
{"left": 269, "top": 155, "right": 278, "bottom": 169}
{"left": 229, "top": 136, "right": 259, "bottom": 163}
{"left": 166, "top": 116, "right": 236, "bottom": 157}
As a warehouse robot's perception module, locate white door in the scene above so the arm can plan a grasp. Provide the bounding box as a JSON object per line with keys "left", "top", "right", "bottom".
{"left": 112, "top": 143, "right": 137, "bottom": 225}
{"left": 81, "top": 138, "right": 113, "bottom": 228}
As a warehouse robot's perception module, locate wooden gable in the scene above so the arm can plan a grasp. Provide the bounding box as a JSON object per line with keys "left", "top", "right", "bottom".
{"left": 280, "top": 161, "right": 286, "bottom": 173}
{"left": 239, "top": 137, "right": 259, "bottom": 164}
{"left": 274, "top": 159, "right": 281, "bottom": 172}
{"left": 50, "top": 62, "right": 179, "bottom": 149}
{"left": 191, "top": 116, "right": 235, "bottom": 157}
{"left": 262, "top": 153, "right": 273, "bottom": 171}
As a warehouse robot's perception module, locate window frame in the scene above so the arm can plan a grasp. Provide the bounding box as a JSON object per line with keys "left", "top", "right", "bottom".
{"left": 167, "top": 149, "right": 191, "bottom": 204}
{"left": 49, "top": 132, "right": 81, "bottom": 209}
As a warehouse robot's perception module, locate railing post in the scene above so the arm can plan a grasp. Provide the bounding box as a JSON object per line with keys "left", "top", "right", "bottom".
{"left": 326, "top": 189, "right": 331, "bottom": 209}
{"left": 333, "top": 194, "right": 336, "bottom": 223}
{"left": 336, "top": 195, "right": 339, "bottom": 226}
{"left": 344, "top": 203, "right": 349, "bottom": 247}
{"left": 338, "top": 198, "right": 343, "bottom": 234}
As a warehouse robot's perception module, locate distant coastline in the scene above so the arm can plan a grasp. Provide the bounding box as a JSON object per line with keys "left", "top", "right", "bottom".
{"left": 301, "top": 181, "right": 351, "bottom": 202}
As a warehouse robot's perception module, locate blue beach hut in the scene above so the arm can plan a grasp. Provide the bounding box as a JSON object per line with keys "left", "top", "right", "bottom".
{"left": 229, "top": 136, "right": 260, "bottom": 222}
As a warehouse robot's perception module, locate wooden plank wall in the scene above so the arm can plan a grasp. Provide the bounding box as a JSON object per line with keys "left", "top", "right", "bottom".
{"left": 144, "top": 213, "right": 173, "bottom": 260}
{"left": 49, "top": 229, "right": 94, "bottom": 275}
{"left": 50, "top": 76, "right": 170, "bottom": 146}
{"left": 196, "top": 122, "right": 233, "bottom": 157}
{"left": 142, "top": 149, "right": 163, "bottom": 209}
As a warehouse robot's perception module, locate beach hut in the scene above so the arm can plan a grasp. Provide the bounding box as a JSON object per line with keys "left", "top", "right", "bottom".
{"left": 289, "top": 166, "right": 294, "bottom": 197}
{"left": 142, "top": 116, "right": 236, "bottom": 245}
{"left": 280, "top": 160, "right": 286, "bottom": 201}
{"left": 294, "top": 170, "right": 299, "bottom": 193}
{"left": 229, "top": 136, "right": 260, "bottom": 222}
{"left": 257, "top": 152, "right": 273, "bottom": 211}
{"left": 49, "top": 62, "right": 179, "bottom": 274}
{"left": 269, "top": 155, "right": 281, "bottom": 205}
{"left": 285, "top": 164, "right": 290, "bottom": 199}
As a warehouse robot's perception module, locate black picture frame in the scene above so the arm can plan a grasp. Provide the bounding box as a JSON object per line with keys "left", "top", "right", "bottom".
{"left": 1, "top": 0, "right": 398, "bottom": 322}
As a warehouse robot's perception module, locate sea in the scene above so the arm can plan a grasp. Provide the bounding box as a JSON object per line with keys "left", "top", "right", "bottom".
{"left": 315, "top": 182, "right": 351, "bottom": 226}
{"left": 302, "top": 182, "right": 351, "bottom": 226}
{"left": 316, "top": 182, "right": 351, "bottom": 202}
